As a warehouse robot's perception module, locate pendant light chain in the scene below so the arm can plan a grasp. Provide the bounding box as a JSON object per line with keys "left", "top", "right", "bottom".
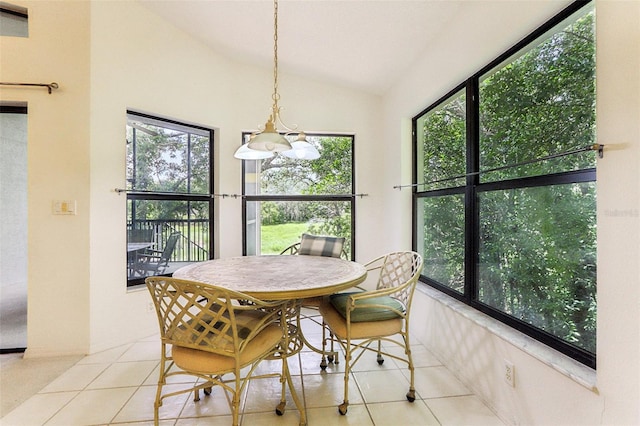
{"left": 234, "top": 0, "right": 319, "bottom": 159}
{"left": 272, "top": 0, "right": 280, "bottom": 111}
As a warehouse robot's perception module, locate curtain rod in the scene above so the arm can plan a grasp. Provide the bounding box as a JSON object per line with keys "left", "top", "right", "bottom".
{"left": 394, "top": 144, "right": 603, "bottom": 190}
{"left": 115, "top": 189, "right": 369, "bottom": 199}
{"left": 0, "top": 82, "right": 59, "bottom": 94}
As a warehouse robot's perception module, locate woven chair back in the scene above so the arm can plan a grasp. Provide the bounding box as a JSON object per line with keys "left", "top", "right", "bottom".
{"left": 376, "top": 251, "right": 423, "bottom": 306}
{"left": 146, "top": 277, "right": 283, "bottom": 356}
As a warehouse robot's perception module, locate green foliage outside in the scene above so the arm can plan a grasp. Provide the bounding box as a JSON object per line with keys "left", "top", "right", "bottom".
{"left": 417, "top": 7, "right": 596, "bottom": 354}
{"left": 253, "top": 136, "right": 354, "bottom": 254}
{"left": 126, "top": 123, "right": 210, "bottom": 222}
{"left": 261, "top": 222, "right": 309, "bottom": 254}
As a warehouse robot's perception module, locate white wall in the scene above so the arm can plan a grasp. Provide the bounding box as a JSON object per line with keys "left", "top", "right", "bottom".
{"left": 3, "top": 0, "right": 639, "bottom": 423}
{"left": 0, "top": 0, "right": 91, "bottom": 357}
{"left": 86, "top": 0, "right": 383, "bottom": 353}
{"left": 0, "top": 0, "right": 385, "bottom": 355}
{"left": 382, "top": 0, "right": 640, "bottom": 424}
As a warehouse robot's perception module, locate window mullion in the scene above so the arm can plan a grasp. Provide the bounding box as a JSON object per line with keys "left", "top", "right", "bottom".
{"left": 465, "top": 79, "right": 480, "bottom": 303}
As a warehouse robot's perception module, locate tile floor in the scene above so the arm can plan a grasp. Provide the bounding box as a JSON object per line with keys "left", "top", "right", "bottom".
{"left": 1, "top": 314, "right": 505, "bottom": 425}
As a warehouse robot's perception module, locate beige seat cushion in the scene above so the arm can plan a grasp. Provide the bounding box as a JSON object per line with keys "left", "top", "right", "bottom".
{"left": 319, "top": 299, "right": 402, "bottom": 340}
{"left": 172, "top": 322, "right": 282, "bottom": 374}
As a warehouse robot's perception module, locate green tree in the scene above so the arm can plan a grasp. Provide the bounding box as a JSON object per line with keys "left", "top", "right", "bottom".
{"left": 258, "top": 136, "right": 353, "bottom": 239}
{"left": 417, "top": 9, "right": 596, "bottom": 353}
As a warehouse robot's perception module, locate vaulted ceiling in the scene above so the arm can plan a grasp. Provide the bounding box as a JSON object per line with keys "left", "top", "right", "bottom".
{"left": 139, "top": 0, "right": 571, "bottom": 96}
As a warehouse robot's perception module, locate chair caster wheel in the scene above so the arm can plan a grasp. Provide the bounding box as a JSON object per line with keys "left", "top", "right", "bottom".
{"left": 327, "top": 354, "right": 334, "bottom": 363}
{"left": 338, "top": 402, "right": 348, "bottom": 415}
{"left": 406, "top": 390, "right": 416, "bottom": 402}
{"left": 377, "top": 354, "right": 384, "bottom": 365}
{"left": 276, "top": 402, "right": 286, "bottom": 416}
{"left": 320, "top": 358, "right": 327, "bottom": 370}
{"left": 204, "top": 386, "right": 212, "bottom": 395}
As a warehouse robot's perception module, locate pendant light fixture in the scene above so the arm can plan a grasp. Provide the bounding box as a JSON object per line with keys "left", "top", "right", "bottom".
{"left": 234, "top": 0, "right": 319, "bottom": 161}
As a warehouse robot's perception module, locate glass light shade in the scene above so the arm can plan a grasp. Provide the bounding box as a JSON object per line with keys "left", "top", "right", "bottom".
{"left": 234, "top": 143, "right": 275, "bottom": 160}
{"left": 247, "top": 119, "right": 292, "bottom": 152}
{"left": 282, "top": 140, "right": 320, "bottom": 160}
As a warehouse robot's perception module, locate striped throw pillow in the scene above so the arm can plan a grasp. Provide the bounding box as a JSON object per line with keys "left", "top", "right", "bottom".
{"left": 298, "top": 233, "right": 345, "bottom": 258}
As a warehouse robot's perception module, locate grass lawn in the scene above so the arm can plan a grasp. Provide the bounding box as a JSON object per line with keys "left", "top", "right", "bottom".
{"left": 261, "top": 222, "right": 309, "bottom": 254}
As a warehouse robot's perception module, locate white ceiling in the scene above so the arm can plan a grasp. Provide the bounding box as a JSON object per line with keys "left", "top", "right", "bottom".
{"left": 139, "top": 0, "right": 569, "bottom": 96}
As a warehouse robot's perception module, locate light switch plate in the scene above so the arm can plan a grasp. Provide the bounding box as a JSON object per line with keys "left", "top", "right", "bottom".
{"left": 53, "top": 200, "right": 76, "bottom": 215}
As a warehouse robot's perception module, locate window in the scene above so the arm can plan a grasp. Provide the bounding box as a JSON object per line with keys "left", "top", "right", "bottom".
{"left": 126, "top": 111, "right": 214, "bottom": 287}
{"left": 413, "top": 1, "right": 596, "bottom": 367}
{"left": 0, "top": 4, "right": 28, "bottom": 37}
{"left": 242, "top": 133, "right": 355, "bottom": 258}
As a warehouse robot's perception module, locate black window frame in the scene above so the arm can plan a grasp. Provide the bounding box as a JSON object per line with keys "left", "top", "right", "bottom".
{"left": 412, "top": 0, "right": 596, "bottom": 368}
{"left": 240, "top": 132, "right": 357, "bottom": 259}
{"left": 125, "top": 110, "right": 215, "bottom": 288}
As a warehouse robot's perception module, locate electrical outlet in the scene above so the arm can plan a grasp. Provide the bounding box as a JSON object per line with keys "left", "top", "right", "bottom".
{"left": 504, "top": 360, "right": 515, "bottom": 387}
{"left": 147, "top": 301, "right": 154, "bottom": 313}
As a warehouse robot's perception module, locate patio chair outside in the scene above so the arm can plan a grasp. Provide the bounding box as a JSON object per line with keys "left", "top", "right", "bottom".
{"left": 133, "top": 232, "right": 180, "bottom": 277}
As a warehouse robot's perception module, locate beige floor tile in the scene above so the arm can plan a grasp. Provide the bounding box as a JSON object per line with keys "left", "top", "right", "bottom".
{"left": 0, "top": 353, "right": 82, "bottom": 417}
{"left": 410, "top": 366, "right": 471, "bottom": 399}
{"left": 243, "top": 375, "right": 304, "bottom": 414}
{"left": 45, "top": 387, "right": 137, "bottom": 425}
{"left": 140, "top": 333, "right": 161, "bottom": 342}
{"left": 241, "top": 409, "right": 303, "bottom": 425}
{"left": 301, "top": 371, "right": 364, "bottom": 408}
{"left": 112, "top": 383, "right": 191, "bottom": 423}
{"left": 117, "top": 340, "right": 161, "bottom": 362}
{"left": 350, "top": 348, "right": 403, "bottom": 373}
{"left": 368, "top": 400, "right": 440, "bottom": 426}
{"left": 2, "top": 332, "right": 501, "bottom": 426}
{"left": 75, "top": 344, "right": 132, "bottom": 365}
{"left": 385, "top": 343, "right": 442, "bottom": 369}
{"left": 144, "top": 363, "right": 200, "bottom": 387}
{"left": 316, "top": 353, "right": 347, "bottom": 375}
{"left": 86, "top": 360, "right": 157, "bottom": 389}
{"left": 253, "top": 357, "right": 293, "bottom": 376}
{"left": 114, "top": 421, "right": 174, "bottom": 426}
{"left": 178, "top": 381, "right": 233, "bottom": 418}
{"left": 427, "top": 395, "right": 505, "bottom": 425}
{"left": 175, "top": 415, "right": 233, "bottom": 425}
{"left": 39, "top": 362, "right": 109, "bottom": 393}
{"left": 306, "top": 404, "right": 373, "bottom": 425}
{"left": 298, "top": 350, "right": 334, "bottom": 376}
{"left": 353, "top": 368, "right": 412, "bottom": 404}
{"left": 0, "top": 391, "right": 78, "bottom": 426}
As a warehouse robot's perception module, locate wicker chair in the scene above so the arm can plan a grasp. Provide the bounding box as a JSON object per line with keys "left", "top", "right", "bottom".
{"left": 319, "top": 251, "right": 423, "bottom": 415}
{"left": 146, "top": 277, "right": 305, "bottom": 426}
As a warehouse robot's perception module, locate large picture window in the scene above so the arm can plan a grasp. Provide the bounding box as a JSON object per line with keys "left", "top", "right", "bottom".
{"left": 242, "top": 133, "right": 355, "bottom": 258}
{"left": 413, "top": 1, "right": 596, "bottom": 367}
{"left": 125, "top": 111, "right": 214, "bottom": 287}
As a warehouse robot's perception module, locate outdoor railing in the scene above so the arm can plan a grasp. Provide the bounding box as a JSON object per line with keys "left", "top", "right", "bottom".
{"left": 127, "top": 219, "right": 209, "bottom": 262}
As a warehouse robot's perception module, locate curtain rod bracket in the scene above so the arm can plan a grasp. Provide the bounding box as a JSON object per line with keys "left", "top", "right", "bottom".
{"left": 213, "top": 193, "right": 241, "bottom": 199}
{"left": 593, "top": 144, "right": 604, "bottom": 159}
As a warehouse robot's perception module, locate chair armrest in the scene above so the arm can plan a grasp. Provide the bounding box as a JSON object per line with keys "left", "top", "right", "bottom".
{"left": 136, "top": 253, "right": 162, "bottom": 262}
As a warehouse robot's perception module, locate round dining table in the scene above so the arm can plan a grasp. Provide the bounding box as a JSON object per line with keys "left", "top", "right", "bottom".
{"left": 173, "top": 255, "right": 367, "bottom": 425}
{"left": 173, "top": 255, "right": 367, "bottom": 300}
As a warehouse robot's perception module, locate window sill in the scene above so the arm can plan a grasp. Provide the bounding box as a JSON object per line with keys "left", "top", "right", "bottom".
{"left": 417, "top": 284, "right": 598, "bottom": 393}
{"left": 126, "top": 283, "right": 146, "bottom": 293}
